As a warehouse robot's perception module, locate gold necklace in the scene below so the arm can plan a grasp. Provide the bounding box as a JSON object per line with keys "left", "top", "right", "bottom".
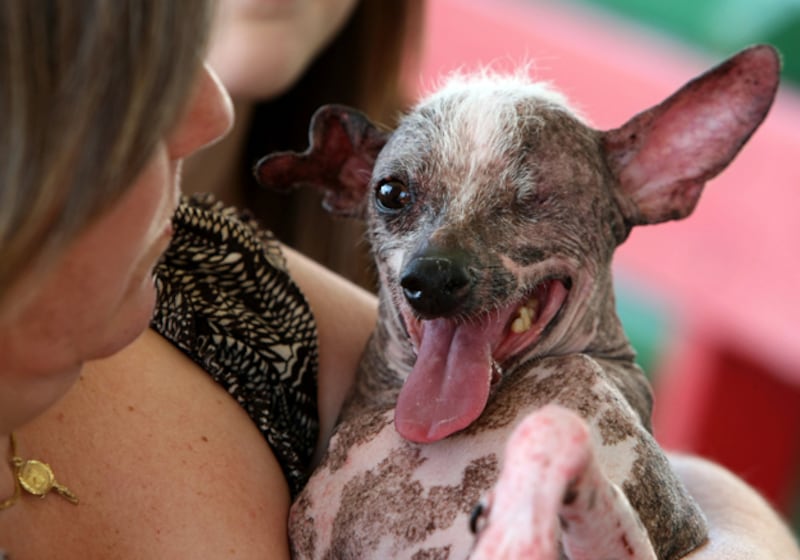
{"left": 0, "top": 435, "right": 19, "bottom": 510}
{"left": 0, "top": 433, "right": 78, "bottom": 510}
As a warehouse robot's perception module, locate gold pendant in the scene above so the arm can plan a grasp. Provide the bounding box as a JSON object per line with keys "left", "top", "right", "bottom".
{"left": 12, "top": 457, "right": 79, "bottom": 505}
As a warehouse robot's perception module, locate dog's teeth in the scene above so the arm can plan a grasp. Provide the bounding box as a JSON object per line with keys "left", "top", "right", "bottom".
{"left": 491, "top": 359, "right": 503, "bottom": 382}
{"left": 510, "top": 294, "right": 542, "bottom": 335}
{"left": 511, "top": 308, "right": 532, "bottom": 333}
{"left": 511, "top": 317, "right": 528, "bottom": 334}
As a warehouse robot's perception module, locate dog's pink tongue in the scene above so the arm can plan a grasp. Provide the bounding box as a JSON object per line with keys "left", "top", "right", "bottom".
{"left": 395, "top": 318, "right": 493, "bottom": 443}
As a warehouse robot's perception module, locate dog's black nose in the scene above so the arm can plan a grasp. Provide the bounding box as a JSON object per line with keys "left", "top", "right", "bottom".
{"left": 401, "top": 252, "right": 473, "bottom": 317}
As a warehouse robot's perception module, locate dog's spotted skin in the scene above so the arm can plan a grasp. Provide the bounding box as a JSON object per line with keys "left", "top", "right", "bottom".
{"left": 256, "top": 46, "right": 780, "bottom": 559}
{"left": 290, "top": 355, "right": 698, "bottom": 559}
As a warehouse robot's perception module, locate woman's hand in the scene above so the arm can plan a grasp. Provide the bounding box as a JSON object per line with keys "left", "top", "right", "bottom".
{"left": 671, "top": 453, "right": 800, "bottom": 559}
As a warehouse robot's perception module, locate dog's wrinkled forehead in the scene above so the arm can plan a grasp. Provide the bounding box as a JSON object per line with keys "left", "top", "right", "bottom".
{"left": 374, "top": 72, "right": 585, "bottom": 211}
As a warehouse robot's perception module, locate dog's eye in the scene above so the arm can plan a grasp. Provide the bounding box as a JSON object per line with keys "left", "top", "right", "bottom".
{"left": 375, "top": 180, "right": 413, "bottom": 213}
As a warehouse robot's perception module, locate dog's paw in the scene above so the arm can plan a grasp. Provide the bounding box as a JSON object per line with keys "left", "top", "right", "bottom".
{"left": 470, "top": 404, "right": 656, "bottom": 560}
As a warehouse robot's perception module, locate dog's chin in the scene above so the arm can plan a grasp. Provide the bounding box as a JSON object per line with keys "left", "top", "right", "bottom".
{"left": 402, "top": 277, "right": 570, "bottom": 380}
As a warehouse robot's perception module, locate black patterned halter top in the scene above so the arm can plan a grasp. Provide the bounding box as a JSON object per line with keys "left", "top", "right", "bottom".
{"left": 150, "top": 194, "right": 319, "bottom": 496}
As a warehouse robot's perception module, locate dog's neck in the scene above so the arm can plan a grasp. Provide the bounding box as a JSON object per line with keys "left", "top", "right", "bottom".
{"left": 566, "top": 269, "right": 638, "bottom": 363}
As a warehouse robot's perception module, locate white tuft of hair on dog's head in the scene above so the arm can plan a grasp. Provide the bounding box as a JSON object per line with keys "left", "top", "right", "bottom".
{"left": 400, "top": 67, "right": 587, "bottom": 215}
{"left": 418, "top": 66, "right": 586, "bottom": 123}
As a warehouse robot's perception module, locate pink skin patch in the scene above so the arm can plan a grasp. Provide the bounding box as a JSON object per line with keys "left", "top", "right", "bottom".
{"left": 395, "top": 280, "right": 569, "bottom": 443}
{"left": 471, "top": 405, "right": 657, "bottom": 560}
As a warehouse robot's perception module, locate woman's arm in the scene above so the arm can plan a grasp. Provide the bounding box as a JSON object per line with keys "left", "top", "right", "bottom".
{"left": 671, "top": 453, "right": 800, "bottom": 559}
{"left": 283, "top": 245, "right": 378, "bottom": 463}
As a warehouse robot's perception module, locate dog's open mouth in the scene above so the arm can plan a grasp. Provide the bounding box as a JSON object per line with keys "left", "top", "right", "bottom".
{"left": 396, "top": 278, "right": 569, "bottom": 443}
{"left": 493, "top": 278, "right": 569, "bottom": 366}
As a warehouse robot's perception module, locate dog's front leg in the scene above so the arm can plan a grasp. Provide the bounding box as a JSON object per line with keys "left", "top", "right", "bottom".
{"left": 471, "top": 405, "right": 656, "bottom": 560}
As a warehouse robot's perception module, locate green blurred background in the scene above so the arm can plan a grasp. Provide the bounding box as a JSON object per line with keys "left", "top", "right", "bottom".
{"left": 572, "top": 0, "right": 800, "bottom": 87}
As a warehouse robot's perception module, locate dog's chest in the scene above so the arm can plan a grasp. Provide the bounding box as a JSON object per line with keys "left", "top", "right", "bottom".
{"left": 289, "top": 356, "right": 645, "bottom": 559}
{"left": 291, "top": 412, "right": 501, "bottom": 559}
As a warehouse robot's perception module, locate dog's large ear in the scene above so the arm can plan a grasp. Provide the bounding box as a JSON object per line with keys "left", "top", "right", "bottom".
{"left": 603, "top": 44, "right": 780, "bottom": 226}
{"left": 254, "top": 104, "right": 389, "bottom": 218}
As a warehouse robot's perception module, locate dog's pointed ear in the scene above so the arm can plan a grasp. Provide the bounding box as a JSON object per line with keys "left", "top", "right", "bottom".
{"left": 254, "top": 104, "right": 390, "bottom": 218}
{"left": 603, "top": 44, "right": 780, "bottom": 226}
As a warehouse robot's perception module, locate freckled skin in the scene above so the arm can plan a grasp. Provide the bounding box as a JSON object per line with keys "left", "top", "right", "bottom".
{"left": 256, "top": 46, "right": 779, "bottom": 560}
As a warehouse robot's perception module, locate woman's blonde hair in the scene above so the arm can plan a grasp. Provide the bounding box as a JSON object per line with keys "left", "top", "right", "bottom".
{"left": 0, "top": 0, "right": 214, "bottom": 300}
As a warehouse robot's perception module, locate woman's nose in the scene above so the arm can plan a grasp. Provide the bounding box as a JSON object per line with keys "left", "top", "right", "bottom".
{"left": 167, "top": 63, "right": 234, "bottom": 160}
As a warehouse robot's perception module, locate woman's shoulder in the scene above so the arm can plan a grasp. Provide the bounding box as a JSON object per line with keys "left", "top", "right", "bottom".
{"left": 2, "top": 329, "right": 291, "bottom": 558}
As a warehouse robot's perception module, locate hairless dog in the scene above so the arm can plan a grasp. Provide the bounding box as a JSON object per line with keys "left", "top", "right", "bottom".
{"left": 257, "top": 45, "right": 779, "bottom": 559}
